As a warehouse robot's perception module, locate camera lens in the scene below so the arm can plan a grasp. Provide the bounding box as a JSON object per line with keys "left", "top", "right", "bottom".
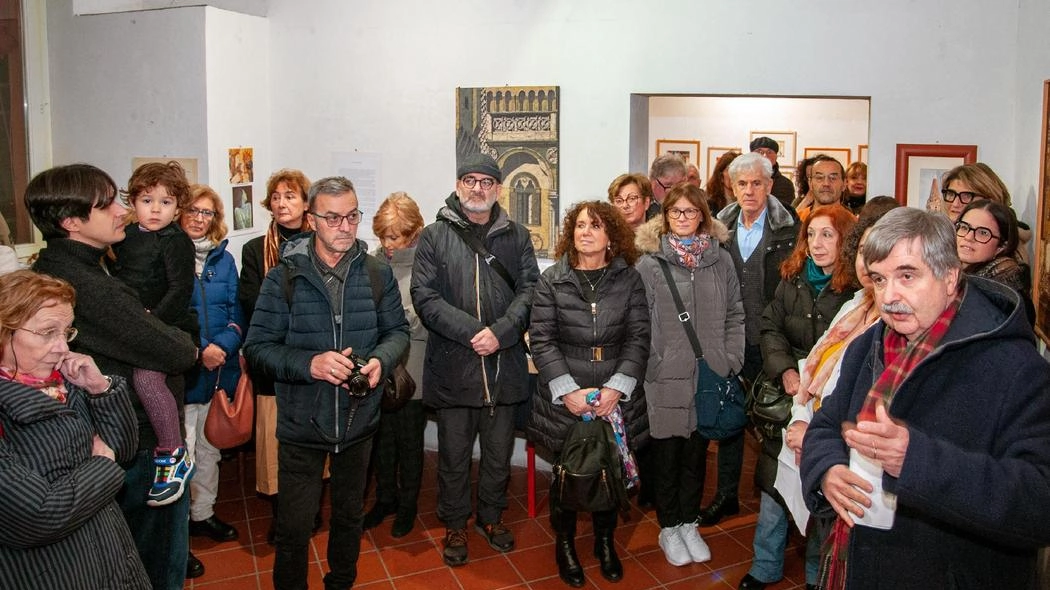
{"left": 346, "top": 373, "right": 371, "bottom": 397}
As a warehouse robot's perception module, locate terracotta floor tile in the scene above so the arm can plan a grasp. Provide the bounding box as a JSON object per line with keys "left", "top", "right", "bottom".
{"left": 451, "top": 554, "right": 524, "bottom": 588}
{"left": 378, "top": 538, "right": 446, "bottom": 577}
{"left": 507, "top": 544, "right": 556, "bottom": 582}
{"left": 387, "top": 567, "right": 460, "bottom": 590}
{"left": 193, "top": 546, "right": 258, "bottom": 583}
{"left": 587, "top": 556, "right": 659, "bottom": 590}
{"left": 191, "top": 572, "right": 260, "bottom": 589}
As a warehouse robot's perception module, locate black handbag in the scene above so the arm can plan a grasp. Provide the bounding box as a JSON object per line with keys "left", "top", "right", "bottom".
{"left": 657, "top": 259, "right": 747, "bottom": 441}
{"left": 551, "top": 419, "right": 629, "bottom": 513}
{"left": 746, "top": 372, "right": 793, "bottom": 441}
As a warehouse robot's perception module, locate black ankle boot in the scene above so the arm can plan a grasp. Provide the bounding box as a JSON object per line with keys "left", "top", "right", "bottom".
{"left": 555, "top": 534, "right": 584, "bottom": 587}
{"left": 593, "top": 530, "right": 622, "bottom": 582}
{"left": 699, "top": 492, "right": 740, "bottom": 526}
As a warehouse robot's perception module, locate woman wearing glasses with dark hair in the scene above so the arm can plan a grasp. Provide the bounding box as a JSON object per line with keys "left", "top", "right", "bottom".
{"left": 955, "top": 198, "right": 1035, "bottom": 323}
{"left": 0, "top": 270, "right": 150, "bottom": 589}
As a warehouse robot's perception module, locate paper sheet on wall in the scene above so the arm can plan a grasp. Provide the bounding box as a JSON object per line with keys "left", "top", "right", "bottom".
{"left": 332, "top": 152, "right": 381, "bottom": 250}
{"left": 774, "top": 433, "right": 811, "bottom": 535}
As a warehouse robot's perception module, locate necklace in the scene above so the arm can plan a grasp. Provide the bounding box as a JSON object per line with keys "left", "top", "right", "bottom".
{"left": 577, "top": 267, "right": 608, "bottom": 292}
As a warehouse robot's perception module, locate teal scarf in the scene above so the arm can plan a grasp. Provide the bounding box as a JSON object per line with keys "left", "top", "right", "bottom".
{"left": 805, "top": 257, "right": 831, "bottom": 293}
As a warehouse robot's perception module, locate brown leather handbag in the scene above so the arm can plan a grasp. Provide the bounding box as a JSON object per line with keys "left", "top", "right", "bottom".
{"left": 381, "top": 362, "right": 416, "bottom": 412}
{"left": 204, "top": 355, "right": 254, "bottom": 449}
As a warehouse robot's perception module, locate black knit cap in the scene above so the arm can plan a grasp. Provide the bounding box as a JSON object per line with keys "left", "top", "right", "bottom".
{"left": 456, "top": 153, "right": 502, "bottom": 183}
{"left": 749, "top": 136, "right": 779, "bottom": 153}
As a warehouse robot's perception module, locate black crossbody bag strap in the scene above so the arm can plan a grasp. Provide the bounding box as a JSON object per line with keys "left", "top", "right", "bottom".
{"left": 657, "top": 258, "right": 704, "bottom": 360}
{"left": 443, "top": 219, "right": 516, "bottom": 291}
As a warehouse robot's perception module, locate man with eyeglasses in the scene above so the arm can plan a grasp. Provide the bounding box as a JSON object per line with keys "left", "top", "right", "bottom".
{"left": 26, "top": 163, "right": 199, "bottom": 590}
{"left": 749, "top": 137, "right": 796, "bottom": 209}
{"left": 412, "top": 153, "right": 539, "bottom": 567}
{"left": 645, "top": 153, "right": 689, "bottom": 220}
{"left": 712, "top": 153, "right": 799, "bottom": 532}
{"left": 244, "top": 175, "right": 409, "bottom": 590}
{"left": 796, "top": 155, "right": 848, "bottom": 222}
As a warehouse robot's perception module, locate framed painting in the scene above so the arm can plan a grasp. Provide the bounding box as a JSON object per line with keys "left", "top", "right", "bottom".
{"left": 804, "top": 147, "right": 852, "bottom": 167}
{"left": 749, "top": 131, "right": 796, "bottom": 167}
{"left": 893, "top": 143, "right": 978, "bottom": 209}
{"left": 656, "top": 139, "right": 701, "bottom": 168}
{"left": 706, "top": 146, "right": 739, "bottom": 180}
{"left": 858, "top": 144, "right": 869, "bottom": 164}
{"left": 1035, "top": 80, "right": 1050, "bottom": 345}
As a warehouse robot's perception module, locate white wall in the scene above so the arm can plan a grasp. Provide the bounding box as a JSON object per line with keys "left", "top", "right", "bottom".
{"left": 42, "top": 0, "right": 1047, "bottom": 250}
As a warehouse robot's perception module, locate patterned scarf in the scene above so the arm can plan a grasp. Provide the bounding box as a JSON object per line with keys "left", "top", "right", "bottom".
{"left": 0, "top": 366, "right": 68, "bottom": 404}
{"left": 821, "top": 283, "right": 964, "bottom": 590}
{"left": 666, "top": 233, "right": 711, "bottom": 270}
{"left": 799, "top": 291, "right": 879, "bottom": 406}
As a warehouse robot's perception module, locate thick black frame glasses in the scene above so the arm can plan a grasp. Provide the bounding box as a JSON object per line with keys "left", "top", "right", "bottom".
{"left": 941, "top": 189, "right": 982, "bottom": 204}
{"left": 954, "top": 220, "right": 1000, "bottom": 244}
{"left": 460, "top": 176, "right": 497, "bottom": 190}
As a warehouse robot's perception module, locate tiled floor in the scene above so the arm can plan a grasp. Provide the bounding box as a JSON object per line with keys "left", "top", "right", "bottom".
{"left": 186, "top": 435, "right": 809, "bottom": 589}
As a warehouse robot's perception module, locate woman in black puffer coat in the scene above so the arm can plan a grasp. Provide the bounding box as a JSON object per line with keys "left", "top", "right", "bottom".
{"left": 527, "top": 200, "right": 650, "bottom": 588}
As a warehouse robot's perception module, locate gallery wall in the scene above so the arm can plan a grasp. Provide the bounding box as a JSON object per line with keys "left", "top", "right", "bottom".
{"left": 41, "top": 0, "right": 1050, "bottom": 260}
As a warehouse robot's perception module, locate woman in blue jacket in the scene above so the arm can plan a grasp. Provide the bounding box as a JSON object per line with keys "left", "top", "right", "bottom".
{"left": 180, "top": 184, "right": 245, "bottom": 547}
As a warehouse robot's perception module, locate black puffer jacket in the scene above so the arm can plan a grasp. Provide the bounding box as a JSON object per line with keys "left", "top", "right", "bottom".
{"left": 411, "top": 195, "right": 539, "bottom": 408}
{"left": 526, "top": 256, "right": 650, "bottom": 454}
{"left": 756, "top": 273, "right": 854, "bottom": 495}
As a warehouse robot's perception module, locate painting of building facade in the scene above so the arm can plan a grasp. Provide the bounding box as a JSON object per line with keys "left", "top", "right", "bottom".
{"left": 456, "top": 86, "right": 560, "bottom": 259}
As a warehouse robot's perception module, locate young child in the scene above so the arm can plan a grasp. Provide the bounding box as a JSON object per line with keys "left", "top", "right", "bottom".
{"left": 113, "top": 161, "right": 199, "bottom": 507}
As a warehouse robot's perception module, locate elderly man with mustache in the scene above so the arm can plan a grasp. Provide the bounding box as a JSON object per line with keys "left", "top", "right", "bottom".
{"left": 800, "top": 207, "right": 1050, "bottom": 589}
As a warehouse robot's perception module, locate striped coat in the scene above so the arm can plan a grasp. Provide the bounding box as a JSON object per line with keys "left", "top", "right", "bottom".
{"left": 0, "top": 376, "right": 150, "bottom": 589}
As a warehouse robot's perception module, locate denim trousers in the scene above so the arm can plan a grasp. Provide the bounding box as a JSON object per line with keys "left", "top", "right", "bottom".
{"left": 435, "top": 404, "right": 515, "bottom": 529}
{"left": 273, "top": 438, "right": 372, "bottom": 590}
{"left": 117, "top": 448, "right": 190, "bottom": 590}
{"left": 748, "top": 491, "right": 822, "bottom": 584}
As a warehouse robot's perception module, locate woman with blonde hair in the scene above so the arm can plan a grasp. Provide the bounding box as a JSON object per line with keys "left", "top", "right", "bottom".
{"left": 362, "top": 191, "right": 428, "bottom": 538}
{"left": 239, "top": 168, "right": 312, "bottom": 542}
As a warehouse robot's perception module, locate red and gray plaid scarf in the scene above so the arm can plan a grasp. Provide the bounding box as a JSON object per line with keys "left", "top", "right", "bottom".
{"left": 821, "top": 283, "right": 964, "bottom": 590}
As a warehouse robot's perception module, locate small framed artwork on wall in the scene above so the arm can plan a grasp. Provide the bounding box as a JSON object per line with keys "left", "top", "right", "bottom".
{"left": 803, "top": 147, "right": 852, "bottom": 167}
{"left": 858, "top": 144, "right": 869, "bottom": 164}
{"left": 656, "top": 139, "right": 701, "bottom": 168}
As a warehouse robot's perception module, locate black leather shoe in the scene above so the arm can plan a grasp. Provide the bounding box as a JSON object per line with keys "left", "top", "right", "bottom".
{"left": 699, "top": 493, "right": 740, "bottom": 526}
{"left": 189, "top": 515, "right": 239, "bottom": 542}
{"left": 362, "top": 501, "right": 397, "bottom": 530}
{"left": 593, "top": 532, "right": 622, "bottom": 582}
{"left": 391, "top": 509, "right": 416, "bottom": 538}
{"left": 806, "top": 585, "right": 819, "bottom": 590}
{"left": 186, "top": 552, "right": 205, "bottom": 579}
{"left": 738, "top": 573, "right": 770, "bottom": 589}
{"left": 555, "top": 535, "right": 584, "bottom": 587}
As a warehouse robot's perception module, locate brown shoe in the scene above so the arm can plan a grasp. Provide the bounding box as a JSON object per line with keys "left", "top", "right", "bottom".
{"left": 475, "top": 521, "right": 514, "bottom": 552}
{"left": 443, "top": 528, "right": 468, "bottom": 566}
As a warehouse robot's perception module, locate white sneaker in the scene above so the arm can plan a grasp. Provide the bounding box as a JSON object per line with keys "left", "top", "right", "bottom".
{"left": 677, "top": 522, "right": 711, "bottom": 563}
{"left": 658, "top": 526, "right": 691, "bottom": 566}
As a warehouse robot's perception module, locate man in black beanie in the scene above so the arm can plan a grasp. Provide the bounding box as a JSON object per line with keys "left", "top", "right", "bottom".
{"left": 750, "top": 137, "right": 796, "bottom": 209}
{"left": 411, "top": 153, "right": 539, "bottom": 567}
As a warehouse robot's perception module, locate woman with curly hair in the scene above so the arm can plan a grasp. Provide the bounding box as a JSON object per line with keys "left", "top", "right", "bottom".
{"left": 739, "top": 203, "right": 857, "bottom": 590}
{"left": 527, "top": 200, "right": 650, "bottom": 587}
{"left": 704, "top": 150, "right": 740, "bottom": 214}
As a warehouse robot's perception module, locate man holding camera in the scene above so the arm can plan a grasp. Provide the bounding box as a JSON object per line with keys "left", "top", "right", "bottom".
{"left": 244, "top": 176, "right": 408, "bottom": 590}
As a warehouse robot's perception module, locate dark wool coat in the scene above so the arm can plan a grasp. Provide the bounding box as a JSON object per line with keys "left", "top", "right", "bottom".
{"left": 526, "top": 256, "right": 651, "bottom": 454}
{"left": 243, "top": 235, "right": 409, "bottom": 452}
{"left": 755, "top": 273, "right": 854, "bottom": 495}
{"left": 717, "top": 198, "right": 799, "bottom": 305}
{"left": 411, "top": 195, "right": 539, "bottom": 408}
{"left": 801, "top": 277, "right": 1050, "bottom": 589}
{"left": 111, "top": 222, "right": 199, "bottom": 340}
{"left": 33, "top": 239, "right": 199, "bottom": 450}
{"left": 0, "top": 377, "right": 150, "bottom": 590}
{"left": 185, "top": 239, "right": 245, "bottom": 405}
{"left": 635, "top": 232, "right": 745, "bottom": 439}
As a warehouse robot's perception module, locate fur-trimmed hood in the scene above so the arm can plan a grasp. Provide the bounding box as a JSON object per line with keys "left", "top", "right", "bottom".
{"left": 634, "top": 215, "right": 730, "bottom": 254}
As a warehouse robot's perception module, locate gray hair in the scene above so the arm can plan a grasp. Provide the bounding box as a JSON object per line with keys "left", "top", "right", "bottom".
{"left": 727, "top": 152, "right": 773, "bottom": 183}
{"left": 649, "top": 153, "right": 688, "bottom": 180}
{"left": 862, "top": 207, "right": 961, "bottom": 279}
{"left": 308, "top": 176, "right": 356, "bottom": 210}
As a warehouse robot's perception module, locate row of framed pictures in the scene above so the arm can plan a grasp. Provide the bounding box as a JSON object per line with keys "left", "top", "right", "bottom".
{"left": 656, "top": 135, "right": 868, "bottom": 183}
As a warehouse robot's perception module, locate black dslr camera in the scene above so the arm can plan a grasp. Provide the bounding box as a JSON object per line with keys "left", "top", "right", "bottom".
{"left": 343, "top": 353, "right": 372, "bottom": 398}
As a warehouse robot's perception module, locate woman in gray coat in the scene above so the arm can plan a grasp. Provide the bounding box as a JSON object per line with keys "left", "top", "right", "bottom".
{"left": 635, "top": 184, "right": 745, "bottom": 568}
{"left": 528, "top": 200, "right": 650, "bottom": 588}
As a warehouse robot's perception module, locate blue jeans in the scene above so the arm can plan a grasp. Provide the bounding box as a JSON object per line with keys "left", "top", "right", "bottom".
{"left": 748, "top": 491, "right": 822, "bottom": 585}
{"left": 117, "top": 449, "right": 190, "bottom": 590}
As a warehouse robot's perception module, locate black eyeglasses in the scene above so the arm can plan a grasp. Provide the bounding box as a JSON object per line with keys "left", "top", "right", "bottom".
{"left": 667, "top": 208, "right": 700, "bottom": 220}
{"left": 460, "top": 176, "right": 497, "bottom": 190}
{"left": 18, "top": 326, "right": 78, "bottom": 343}
{"left": 654, "top": 177, "right": 676, "bottom": 191}
{"left": 310, "top": 210, "right": 362, "bottom": 228}
{"left": 955, "top": 220, "right": 1000, "bottom": 244}
{"left": 941, "top": 189, "right": 982, "bottom": 204}
{"left": 188, "top": 208, "right": 216, "bottom": 219}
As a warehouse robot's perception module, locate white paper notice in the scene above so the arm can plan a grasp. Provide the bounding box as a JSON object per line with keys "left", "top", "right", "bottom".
{"left": 848, "top": 448, "right": 897, "bottom": 529}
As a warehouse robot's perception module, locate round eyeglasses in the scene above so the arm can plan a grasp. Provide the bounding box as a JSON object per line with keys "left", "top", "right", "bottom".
{"left": 954, "top": 220, "right": 1000, "bottom": 244}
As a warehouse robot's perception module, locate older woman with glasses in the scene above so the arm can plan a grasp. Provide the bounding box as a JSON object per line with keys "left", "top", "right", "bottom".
{"left": 0, "top": 270, "right": 149, "bottom": 589}
{"left": 180, "top": 184, "right": 245, "bottom": 546}
{"left": 954, "top": 198, "right": 1034, "bottom": 323}
{"left": 607, "top": 173, "right": 653, "bottom": 230}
